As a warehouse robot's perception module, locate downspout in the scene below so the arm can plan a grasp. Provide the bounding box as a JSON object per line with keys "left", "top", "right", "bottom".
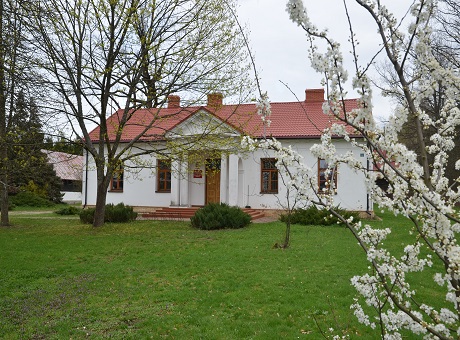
{"left": 178, "top": 159, "right": 181, "bottom": 206}
{"left": 84, "top": 150, "right": 88, "bottom": 208}
{"left": 366, "top": 156, "right": 372, "bottom": 216}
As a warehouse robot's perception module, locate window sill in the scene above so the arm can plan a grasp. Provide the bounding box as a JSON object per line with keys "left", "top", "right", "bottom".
{"left": 155, "top": 190, "right": 171, "bottom": 193}
{"left": 319, "top": 191, "right": 338, "bottom": 196}
{"left": 260, "top": 191, "right": 278, "bottom": 195}
{"left": 109, "top": 189, "right": 123, "bottom": 193}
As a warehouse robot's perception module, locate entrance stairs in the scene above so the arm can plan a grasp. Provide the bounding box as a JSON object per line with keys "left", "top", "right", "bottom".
{"left": 140, "top": 206, "right": 265, "bottom": 221}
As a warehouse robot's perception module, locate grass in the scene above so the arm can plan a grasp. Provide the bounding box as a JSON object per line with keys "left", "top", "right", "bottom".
{"left": 0, "top": 209, "right": 445, "bottom": 339}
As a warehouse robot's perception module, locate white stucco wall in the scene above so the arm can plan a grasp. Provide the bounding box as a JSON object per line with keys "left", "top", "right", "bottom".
{"left": 240, "top": 139, "right": 370, "bottom": 211}
{"left": 82, "top": 146, "right": 171, "bottom": 207}
{"left": 82, "top": 138, "right": 371, "bottom": 212}
{"left": 62, "top": 191, "right": 82, "bottom": 204}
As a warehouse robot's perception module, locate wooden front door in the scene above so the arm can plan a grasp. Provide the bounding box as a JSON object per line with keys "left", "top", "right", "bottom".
{"left": 205, "top": 159, "right": 221, "bottom": 204}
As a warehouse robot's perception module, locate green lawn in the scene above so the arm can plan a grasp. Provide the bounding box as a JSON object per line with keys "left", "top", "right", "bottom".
{"left": 0, "top": 210, "right": 443, "bottom": 339}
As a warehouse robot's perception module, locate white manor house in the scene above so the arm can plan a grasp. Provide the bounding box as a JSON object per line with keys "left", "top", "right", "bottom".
{"left": 82, "top": 89, "right": 372, "bottom": 216}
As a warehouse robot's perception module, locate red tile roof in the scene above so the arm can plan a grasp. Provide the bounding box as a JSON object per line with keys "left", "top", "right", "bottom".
{"left": 88, "top": 98, "right": 360, "bottom": 142}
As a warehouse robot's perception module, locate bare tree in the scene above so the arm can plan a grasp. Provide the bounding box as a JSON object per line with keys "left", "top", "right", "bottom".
{"left": 374, "top": 0, "right": 460, "bottom": 191}
{"left": 30, "top": 0, "right": 250, "bottom": 227}
{"left": 0, "top": 0, "right": 8, "bottom": 226}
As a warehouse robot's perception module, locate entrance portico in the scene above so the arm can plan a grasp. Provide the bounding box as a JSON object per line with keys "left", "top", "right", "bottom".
{"left": 170, "top": 153, "right": 241, "bottom": 207}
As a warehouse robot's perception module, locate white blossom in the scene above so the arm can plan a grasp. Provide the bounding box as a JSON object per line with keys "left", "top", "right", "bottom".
{"left": 241, "top": 0, "right": 460, "bottom": 338}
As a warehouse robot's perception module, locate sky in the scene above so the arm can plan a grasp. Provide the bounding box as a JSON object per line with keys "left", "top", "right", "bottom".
{"left": 237, "top": 0, "right": 414, "bottom": 121}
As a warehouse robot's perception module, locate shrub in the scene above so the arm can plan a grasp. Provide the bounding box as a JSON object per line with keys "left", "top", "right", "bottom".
{"left": 9, "top": 191, "right": 54, "bottom": 207}
{"left": 79, "top": 203, "right": 138, "bottom": 224}
{"left": 105, "top": 203, "right": 137, "bottom": 223}
{"left": 20, "top": 179, "right": 63, "bottom": 204}
{"left": 79, "top": 207, "right": 96, "bottom": 224}
{"left": 280, "top": 205, "right": 360, "bottom": 226}
{"left": 191, "top": 203, "right": 251, "bottom": 230}
{"left": 22, "top": 180, "right": 48, "bottom": 200}
{"left": 55, "top": 205, "right": 81, "bottom": 215}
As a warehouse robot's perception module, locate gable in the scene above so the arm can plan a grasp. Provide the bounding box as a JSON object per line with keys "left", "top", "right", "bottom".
{"left": 166, "top": 109, "right": 241, "bottom": 139}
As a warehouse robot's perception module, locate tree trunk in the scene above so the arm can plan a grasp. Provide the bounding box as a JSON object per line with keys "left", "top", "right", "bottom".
{"left": 0, "top": 142, "right": 8, "bottom": 226}
{"left": 92, "top": 166, "right": 110, "bottom": 227}
{"left": 282, "top": 217, "right": 291, "bottom": 249}
{"left": 0, "top": 0, "right": 9, "bottom": 227}
{"left": 0, "top": 173, "right": 9, "bottom": 226}
{"left": 93, "top": 186, "right": 107, "bottom": 227}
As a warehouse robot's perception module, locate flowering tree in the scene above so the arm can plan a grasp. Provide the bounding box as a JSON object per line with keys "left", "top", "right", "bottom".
{"left": 245, "top": 0, "right": 460, "bottom": 338}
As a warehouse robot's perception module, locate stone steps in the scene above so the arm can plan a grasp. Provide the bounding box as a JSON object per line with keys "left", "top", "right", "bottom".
{"left": 140, "top": 207, "right": 265, "bottom": 221}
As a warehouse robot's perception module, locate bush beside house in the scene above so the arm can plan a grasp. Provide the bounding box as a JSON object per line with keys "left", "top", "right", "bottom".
{"left": 191, "top": 203, "right": 251, "bottom": 230}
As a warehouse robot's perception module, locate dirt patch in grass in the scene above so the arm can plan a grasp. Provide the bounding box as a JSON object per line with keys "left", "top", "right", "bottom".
{"left": 1, "top": 274, "right": 96, "bottom": 337}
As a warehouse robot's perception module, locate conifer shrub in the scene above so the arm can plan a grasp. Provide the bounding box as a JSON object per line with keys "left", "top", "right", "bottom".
{"left": 190, "top": 203, "right": 251, "bottom": 230}
{"left": 10, "top": 191, "right": 54, "bottom": 207}
{"left": 54, "top": 205, "right": 81, "bottom": 215}
{"left": 79, "top": 203, "right": 137, "bottom": 224}
{"left": 279, "top": 205, "right": 360, "bottom": 226}
{"left": 105, "top": 203, "right": 137, "bottom": 222}
{"left": 79, "top": 207, "right": 96, "bottom": 224}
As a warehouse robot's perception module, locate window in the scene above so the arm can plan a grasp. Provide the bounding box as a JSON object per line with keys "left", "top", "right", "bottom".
{"left": 61, "top": 179, "right": 82, "bottom": 192}
{"left": 261, "top": 158, "right": 278, "bottom": 193}
{"left": 318, "top": 158, "right": 337, "bottom": 193}
{"left": 110, "top": 163, "right": 124, "bottom": 191}
{"left": 157, "top": 159, "right": 171, "bottom": 192}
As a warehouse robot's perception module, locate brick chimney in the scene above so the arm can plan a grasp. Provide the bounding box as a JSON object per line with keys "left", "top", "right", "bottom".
{"left": 305, "top": 88, "right": 324, "bottom": 103}
{"left": 167, "top": 95, "right": 180, "bottom": 108}
{"left": 207, "top": 93, "right": 223, "bottom": 109}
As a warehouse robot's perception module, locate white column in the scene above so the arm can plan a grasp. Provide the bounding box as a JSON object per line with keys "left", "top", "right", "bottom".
{"left": 180, "top": 158, "right": 189, "bottom": 206}
{"left": 228, "top": 154, "right": 239, "bottom": 206}
{"left": 170, "top": 159, "right": 181, "bottom": 206}
{"left": 220, "top": 154, "right": 228, "bottom": 203}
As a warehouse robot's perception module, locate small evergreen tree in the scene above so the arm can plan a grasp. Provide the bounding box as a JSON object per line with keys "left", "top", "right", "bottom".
{"left": 7, "top": 91, "right": 62, "bottom": 203}
{"left": 47, "top": 133, "right": 83, "bottom": 156}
